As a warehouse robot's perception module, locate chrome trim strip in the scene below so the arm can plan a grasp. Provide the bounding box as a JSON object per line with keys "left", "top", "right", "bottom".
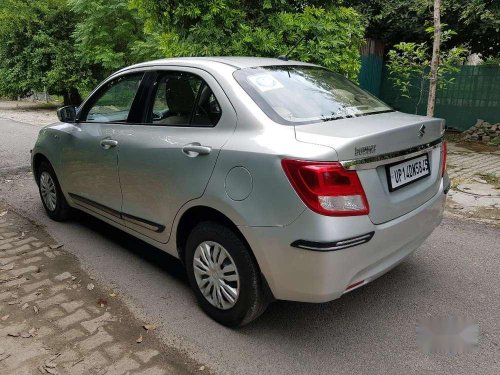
{"left": 69, "top": 193, "right": 121, "bottom": 219}
{"left": 69, "top": 193, "right": 165, "bottom": 233}
{"left": 341, "top": 137, "right": 443, "bottom": 170}
{"left": 291, "top": 232, "right": 375, "bottom": 252}
{"left": 121, "top": 212, "right": 165, "bottom": 233}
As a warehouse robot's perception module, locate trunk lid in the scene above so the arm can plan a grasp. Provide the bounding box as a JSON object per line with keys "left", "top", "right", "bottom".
{"left": 294, "top": 111, "right": 445, "bottom": 224}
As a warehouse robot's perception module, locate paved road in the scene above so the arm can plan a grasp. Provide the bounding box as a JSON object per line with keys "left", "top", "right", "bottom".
{"left": 1, "top": 118, "right": 499, "bottom": 375}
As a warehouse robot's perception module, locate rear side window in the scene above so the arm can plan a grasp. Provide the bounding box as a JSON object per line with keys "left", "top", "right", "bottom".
{"left": 233, "top": 66, "right": 392, "bottom": 125}
{"left": 148, "top": 73, "right": 221, "bottom": 127}
{"left": 82, "top": 73, "right": 144, "bottom": 123}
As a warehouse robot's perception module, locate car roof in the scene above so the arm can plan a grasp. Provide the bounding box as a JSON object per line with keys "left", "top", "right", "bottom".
{"left": 119, "top": 56, "right": 318, "bottom": 73}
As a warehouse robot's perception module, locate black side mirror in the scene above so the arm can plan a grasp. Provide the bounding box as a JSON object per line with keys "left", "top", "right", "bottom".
{"left": 57, "top": 105, "right": 77, "bottom": 123}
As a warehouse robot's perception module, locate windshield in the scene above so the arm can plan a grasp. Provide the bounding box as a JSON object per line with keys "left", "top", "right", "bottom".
{"left": 233, "top": 65, "right": 392, "bottom": 125}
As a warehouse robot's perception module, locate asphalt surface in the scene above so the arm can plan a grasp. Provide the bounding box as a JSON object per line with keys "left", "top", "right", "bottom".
{"left": 1, "top": 117, "right": 499, "bottom": 375}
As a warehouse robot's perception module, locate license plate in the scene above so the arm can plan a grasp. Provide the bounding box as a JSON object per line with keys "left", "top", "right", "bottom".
{"left": 386, "top": 154, "right": 430, "bottom": 191}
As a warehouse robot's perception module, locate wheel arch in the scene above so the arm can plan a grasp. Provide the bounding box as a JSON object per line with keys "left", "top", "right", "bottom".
{"left": 32, "top": 153, "right": 51, "bottom": 184}
{"left": 175, "top": 205, "right": 274, "bottom": 300}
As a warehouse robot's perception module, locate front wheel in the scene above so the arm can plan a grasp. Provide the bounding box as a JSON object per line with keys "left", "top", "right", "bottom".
{"left": 37, "top": 161, "right": 71, "bottom": 221}
{"left": 185, "top": 222, "right": 268, "bottom": 327}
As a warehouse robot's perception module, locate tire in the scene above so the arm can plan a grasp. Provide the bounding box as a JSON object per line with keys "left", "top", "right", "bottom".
{"left": 37, "top": 161, "right": 71, "bottom": 221}
{"left": 185, "top": 221, "right": 268, "bottom": 327}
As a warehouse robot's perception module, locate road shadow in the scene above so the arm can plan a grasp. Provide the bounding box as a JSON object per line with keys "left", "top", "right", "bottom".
{"left": 72, "top": 210, "right": 188, "bottom": 285}
{"left": 66, "top": 209, "right": 441, "bottom": 355}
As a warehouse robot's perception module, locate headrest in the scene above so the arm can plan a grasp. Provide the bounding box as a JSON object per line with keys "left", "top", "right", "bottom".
{"left": 165, "top": 78, "right": 195, "bottom": 114}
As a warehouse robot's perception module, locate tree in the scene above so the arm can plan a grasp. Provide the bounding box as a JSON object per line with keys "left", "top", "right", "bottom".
{"left": 0, "top": 0, "right": 86, "bottom": 104}
{"left": 427, "top": 0, "right": 441, "bottom": 117}
{"left": 129, "top": 0, "right": 365, "bottom": 79}
{"left": 69, "top": 0, "right": 154, "bottom": 84}
{"left": 345, "top": 0, "right": 499, "bottom": 58}
{"left": 386, "top": 28, "right": 468, "bottom": 114}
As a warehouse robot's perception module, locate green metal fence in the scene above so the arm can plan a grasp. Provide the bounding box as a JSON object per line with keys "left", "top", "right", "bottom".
{"left": 360, "top": 63, "right": 500, "bottom": 131}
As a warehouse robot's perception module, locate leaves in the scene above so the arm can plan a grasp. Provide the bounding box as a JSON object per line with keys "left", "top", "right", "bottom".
{"left": 143, "top": 324, "right": 156, "bottom": 331}
{"left": 386, "top": 31, "right": 468, "bottom": 110}
{"left": 132, "top": 1, "right": 365, "bottom": 79}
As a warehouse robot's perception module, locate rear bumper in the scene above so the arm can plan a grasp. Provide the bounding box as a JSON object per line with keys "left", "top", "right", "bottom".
{"left": 240, "top": 179, "right": 446, "bottom": 303}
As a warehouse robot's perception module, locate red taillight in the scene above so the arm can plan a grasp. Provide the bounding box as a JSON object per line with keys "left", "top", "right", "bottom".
{"left": 281, "top": 159, "right": 369, "bottom": 216}
{"left": 441, "top": 141, "right": 447, "bottom": 177}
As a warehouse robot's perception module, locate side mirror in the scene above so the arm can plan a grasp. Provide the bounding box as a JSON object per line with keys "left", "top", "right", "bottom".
{"left": 57, "top": 105, "right": 77, "bottom": 123}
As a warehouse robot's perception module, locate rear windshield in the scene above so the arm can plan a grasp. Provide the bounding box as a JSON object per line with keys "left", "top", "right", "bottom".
{"left": 233, "top": 65, "right": 392, "bottom": 125}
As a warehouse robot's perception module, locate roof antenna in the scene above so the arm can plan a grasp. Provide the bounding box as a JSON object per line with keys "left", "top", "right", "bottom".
{"left": 278, "top": 34, "right": 307, "bottom": 61}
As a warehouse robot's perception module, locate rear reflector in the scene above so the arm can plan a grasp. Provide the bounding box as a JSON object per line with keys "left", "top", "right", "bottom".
{"left": 345, "top": 280, "right": 365, "bottom": 291}
{"left": 281, "top": 160, "right": 369, "bottom": 216}
{"left": 441, "top": 141, "right": 447, "bottom": 177}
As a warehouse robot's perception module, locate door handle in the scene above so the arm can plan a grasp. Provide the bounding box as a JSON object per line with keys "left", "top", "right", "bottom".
{"left": 100, "top": 139, "right": 118, "bottom": 149}
{"left": 182, "top": 143, "right": 212, "bottom": 157}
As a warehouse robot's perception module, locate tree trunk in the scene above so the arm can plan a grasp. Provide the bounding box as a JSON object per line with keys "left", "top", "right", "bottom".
{"left": 63, "top": 87, "right": 82, "bottom": 106}
{"left": 427, "top": 0, "right": 441, "bottom": 117}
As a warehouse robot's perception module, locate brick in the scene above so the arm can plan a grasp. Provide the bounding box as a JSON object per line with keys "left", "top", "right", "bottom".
{"left": 77, "top": 328, "right": 114, "bottom": 352}
{"left": 57, "top": 348, "right": 80, "bottom": 363}
{"left": 29, "top": 246, "right": 49, "bottom": 255}
{"left": 5, "top": 244, "right": 31, "bottom": 256}
{"left": 135, "top": 348, "right": 160, "bottom": 364}
{"left": 0, "top": 242, "right": 13, "bottom": 250}
{"left": 0, "top": 236, "right": 17, "bottom": 246}
{"left": 104, "top": 343, "right": 127, "bottom": 360}
{"left": 19, "top": 290, "right": 43, "bottom": 304}
{"left": 0, "top": 254, "right": 19, "bottom": 265}
{"left": 105, "top": 356, "right": 140, "bottom": 375}
{"left": 54, "top": 271, "right": 72, "bottom": 281}
{"left": 22, "top": 256, "right": 42, "bottom": 264}
{"left": 59, "top": 328, "right": 85, "bottom": 342}
{"left": 81, "top": 312, "right": 115, "bottom": 333}
{"left": 56, "top": 308, "right": 90, "bottom": 329}
{"left": 49, "top": 283, "right": 68, "bottom": 294}
{"left": 65, "top": 351, "right": 108, "bottom": 375}
{"left": 22, "top": 278, "right": 52, "bottom": 293}
{"left": 37, "top": 293, "right": 68, "bottom": 309}
{"left": 0, "top": 291, "right": 13, "bottom": 301}
{"left": 60, "top": 300, "right": 84, "bottom": 313}
{"left": 35, "top": 325, "right": 55, "bottom": 338}
{"left": 13, "top": 236, "right": 38, "bottom": 246}
{"left": 44, "top": 307, "right": 65, "bottom": 320}
{"left": 10, "top": 264, "right": 38, "bottom": 277}
{"left": 3, "top": 276, "right": 28, "bottom": 288}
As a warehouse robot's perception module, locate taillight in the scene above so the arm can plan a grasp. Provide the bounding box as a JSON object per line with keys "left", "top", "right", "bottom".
{"left": 281, "top": 159, "right": 369, "bottom": 216}
{"left": 441, "top": 141, "right": 447, "bottom": 177}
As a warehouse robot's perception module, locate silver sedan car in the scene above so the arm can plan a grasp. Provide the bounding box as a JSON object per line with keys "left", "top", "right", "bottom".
{"left": 31, "top": 57, "right": 450, "bottom": 326}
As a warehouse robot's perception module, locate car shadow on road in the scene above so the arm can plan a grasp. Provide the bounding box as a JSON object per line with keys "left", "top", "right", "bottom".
{"left": 70, "top": 209, "right": 437, "bottom": 351}
{"left": 73, "top": 210, "right": 189, "bottom": 284}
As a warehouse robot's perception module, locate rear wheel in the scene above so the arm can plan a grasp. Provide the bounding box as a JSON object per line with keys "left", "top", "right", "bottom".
{"left": 185, "top": 221, "right": 268, "bottom": 327}
{"left": 37, "top": 161, "right": 71, "bottom": 221}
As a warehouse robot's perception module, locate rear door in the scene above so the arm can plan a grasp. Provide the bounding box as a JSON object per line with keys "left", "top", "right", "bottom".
{"left": 115, "top": 68, "right": 237, "bottom": 243}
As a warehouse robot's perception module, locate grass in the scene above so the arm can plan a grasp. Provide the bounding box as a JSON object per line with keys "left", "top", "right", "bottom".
{"left": 477, "top": 173, "right": 500, "bottom": 189}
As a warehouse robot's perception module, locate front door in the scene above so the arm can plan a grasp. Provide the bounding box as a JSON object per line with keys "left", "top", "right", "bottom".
{"left": 62, "top": 72, "right": 145, "bottom": 223}
{"left": 115, "top": 69, "right": 237, "bottom": 243}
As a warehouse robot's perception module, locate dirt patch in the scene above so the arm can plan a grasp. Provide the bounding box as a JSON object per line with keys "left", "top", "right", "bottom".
{"left": 0, "top": 100, "right": 59, "bottom": 126}
{"left": 445, "top": 133, "right": 500, "bottom": 153}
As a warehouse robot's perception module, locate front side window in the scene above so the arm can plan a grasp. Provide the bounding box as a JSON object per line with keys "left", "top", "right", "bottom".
{"left": 83, "top": 73, "right": 144, "bottom": 123}
{"left": 149, "top": 73, "right": 221, "bottom": 127}
{"left": 233, "top": 66, "right": 392, "bottom": 125}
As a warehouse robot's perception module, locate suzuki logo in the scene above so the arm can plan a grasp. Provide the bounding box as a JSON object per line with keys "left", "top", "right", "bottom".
{"left": 418, "top": 124, "right": 426, "bottom": 138}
